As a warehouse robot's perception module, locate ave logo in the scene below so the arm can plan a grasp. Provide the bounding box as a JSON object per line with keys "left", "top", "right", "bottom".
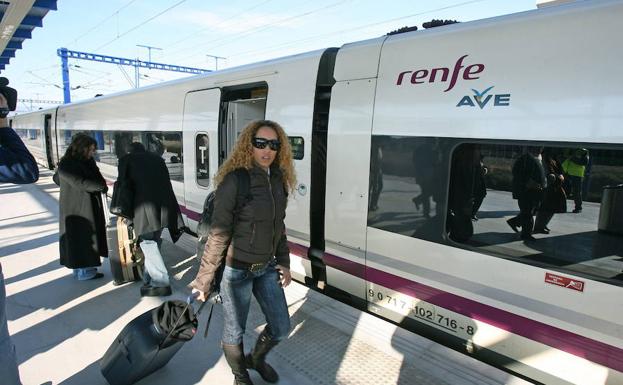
{"left": 456, "top": 86, "right": 510, "bottom": 109}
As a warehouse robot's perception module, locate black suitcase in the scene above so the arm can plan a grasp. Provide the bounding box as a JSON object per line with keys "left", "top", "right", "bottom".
{"left": 106, "top": 216, "right": 143, "bottom": 286}
{"left": 100, "top": 300, "right": 203, "bottom": 385}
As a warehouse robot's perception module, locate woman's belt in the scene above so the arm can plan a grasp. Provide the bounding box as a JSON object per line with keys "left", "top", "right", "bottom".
{"left": 227, "top": 258, "right": 272, "bottom": 272}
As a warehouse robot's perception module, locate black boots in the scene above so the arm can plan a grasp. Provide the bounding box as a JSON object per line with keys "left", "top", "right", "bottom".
{"left": 246, "top": 330, "right": 280, "bottom": 383}
{"left": 222, "top": 343, "right": 254, "bottom": 385}
{"left": 223, "top": 330, "right": 280, "bottom": 385}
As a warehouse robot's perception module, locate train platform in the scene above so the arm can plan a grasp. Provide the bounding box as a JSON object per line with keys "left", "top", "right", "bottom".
{"left": 1, "top": 168, "right": 531, "bottom": 385}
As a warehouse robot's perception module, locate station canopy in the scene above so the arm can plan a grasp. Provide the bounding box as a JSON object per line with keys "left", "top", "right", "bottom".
{"left": 0, "top": 0, "right": 57, "bottom": 72}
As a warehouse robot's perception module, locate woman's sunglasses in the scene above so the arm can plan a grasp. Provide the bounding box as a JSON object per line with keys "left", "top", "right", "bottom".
{"left": 252, "top": 137, "right": 281, "bottom": 151}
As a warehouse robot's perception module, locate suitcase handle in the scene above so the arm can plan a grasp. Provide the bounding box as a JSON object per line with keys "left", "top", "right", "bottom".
{"left": 159, "top": 295, "right": 208, "bottom": 347}
{"left": 188, "top": 293, "right": 215, "bottom": 339}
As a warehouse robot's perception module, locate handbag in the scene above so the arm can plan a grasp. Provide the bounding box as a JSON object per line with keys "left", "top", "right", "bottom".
{"left": 110, "top": 180, "right": 134, "bottom": 218}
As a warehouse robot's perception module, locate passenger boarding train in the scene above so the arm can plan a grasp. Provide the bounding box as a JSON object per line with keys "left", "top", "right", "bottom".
{"left": 10, "top": 1, "right": 623, "bottom": 384}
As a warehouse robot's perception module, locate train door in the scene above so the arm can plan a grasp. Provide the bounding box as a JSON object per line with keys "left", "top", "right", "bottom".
{"left": 220, "top": 83, "right": 267, "bottom": 162}
{"left": 181, "top": 88, "right": 222, "bottom": 231}
{"left": 324, "top": 41, "right": 383, "bottom": 302}
{"left": 43, "top": 114, "right": 54, "bottom": 169}
{"left": 324, "top": 78, "right": 376, "bottom": 300}
{"left": 49, "top": 108, "right": 61, "bottom": 166}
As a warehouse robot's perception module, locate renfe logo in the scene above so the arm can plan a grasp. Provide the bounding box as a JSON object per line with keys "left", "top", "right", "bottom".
{"left": 396, "top": 55, "right": 485, "bottom": 92}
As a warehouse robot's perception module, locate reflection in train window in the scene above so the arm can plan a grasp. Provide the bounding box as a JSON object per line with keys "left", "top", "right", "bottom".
{"left": 288, "top": 136, "right": 304, "bottom": 160}
{"left": 367, "top": 136, "right": 623, "bottom": 285}
{"left": 58, "top": 130, "right": 184, "bottom": 182}
{"left": 367, "top": 136, "right": 449, "bottom": 243}
{"left": 196, "top": 133, "right": 209, "bottom": 187}
{"left": 451, "top": 143, "right": 623, "bottom": 283}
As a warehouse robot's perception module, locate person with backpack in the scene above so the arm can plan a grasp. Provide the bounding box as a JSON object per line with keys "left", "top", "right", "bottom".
{"left": 190, "top": 120, "right": 296, "bottom": 385}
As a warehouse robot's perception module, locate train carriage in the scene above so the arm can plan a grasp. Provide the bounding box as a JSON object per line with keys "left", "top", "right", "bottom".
{"left": 10, "top": 1, "right": 623, "bottom": 384}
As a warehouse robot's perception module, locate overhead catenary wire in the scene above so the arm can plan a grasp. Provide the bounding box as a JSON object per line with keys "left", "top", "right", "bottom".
{"left": 62, "top": 0, "right": 140, "bottom": 47}
{"left": 21, "top": 0, "right": 140, "bottom": 76}
{"left": 168, "top": 0, "right": 353, "bottom": 63}
{"left": 94, "top": 0, "right": 190, "bottom": 52}
{"left": 226, "top": 0, "right": 487, "bottom": 62}
{"left": 161, "top": 0, "right": 276, "bottom": 52}
{"left": 26, "top": 71, "right": 62, "bottom": 89}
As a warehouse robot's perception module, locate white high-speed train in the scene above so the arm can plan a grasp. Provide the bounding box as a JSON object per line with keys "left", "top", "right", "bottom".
{"left": 11, "top": 1, "right": 623, "bottom": 384}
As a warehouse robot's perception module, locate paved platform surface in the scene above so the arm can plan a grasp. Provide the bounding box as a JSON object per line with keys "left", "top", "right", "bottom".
{"left": 1, "top": 169, "right": 532, "bottom": 385}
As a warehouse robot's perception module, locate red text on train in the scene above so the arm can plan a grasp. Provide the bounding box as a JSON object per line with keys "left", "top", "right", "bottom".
{"left": 396, "top": 55, "right": 485, "bottom": 92}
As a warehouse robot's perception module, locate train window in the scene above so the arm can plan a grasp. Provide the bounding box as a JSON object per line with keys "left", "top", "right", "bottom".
{"left": 367, "top": 136, "right": 623, "bottom": 284}
{"left": 58, "top": 129, "right": 184, "bottom": 182}
{"left": 367, "top": 136, "right": 450, "bottom": 243}
{"left": 288, "top": 136, "right": 304, "bottom": 160}
{"left": 196, "top": 133, "right": 209, "bottom": 187}
{"left": 449, "top": 142, "right": 623, "bottom": 284}
{"left": 14, "top": 128, "right": 42, "bottom": 148}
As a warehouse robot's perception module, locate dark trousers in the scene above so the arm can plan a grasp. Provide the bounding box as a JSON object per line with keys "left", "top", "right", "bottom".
{"left": 534, "top": 210, "right": 554, "bottom": 231}
{"left": 472, "top": 183, "right": 486, "bottom": 217}
{"left": 509, "top": 198, "right": 539, "bottom": 237}
{"left": 568, "top": 175, "right": 583, "bottom": 210}
{"left": 369, "top": 171, "right": 383, "bottom": 210}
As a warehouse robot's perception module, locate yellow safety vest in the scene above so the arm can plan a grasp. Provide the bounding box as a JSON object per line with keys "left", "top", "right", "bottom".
{"left": 562, "top": 158, "right": 585, "bottom": 177}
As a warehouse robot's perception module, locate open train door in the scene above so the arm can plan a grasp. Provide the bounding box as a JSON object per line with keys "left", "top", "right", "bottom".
{"left": 43, "top": 114, "right": 54, "bottom": 169}
{"left": 181, "top": 88, "right": 222, "bottom": 232}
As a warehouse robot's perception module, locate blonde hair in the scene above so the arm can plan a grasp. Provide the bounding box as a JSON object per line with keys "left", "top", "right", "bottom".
{"left": 214, "top": 120, "right": 297, "bottom": 193}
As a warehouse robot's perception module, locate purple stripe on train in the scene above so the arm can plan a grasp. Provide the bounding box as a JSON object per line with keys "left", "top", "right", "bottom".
{"left": 180, "top": 205, "right": 201, "bottom": 222}
{"left": 302, "top": 248, "right": 623, "bottom": 373}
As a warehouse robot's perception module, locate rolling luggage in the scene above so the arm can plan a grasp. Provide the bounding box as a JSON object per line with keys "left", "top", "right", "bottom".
{"left": 106, "top": 216, "right": 143, "bottom": 285}
{"left": 100, "top": 298, "right": 205, "bottom": 385}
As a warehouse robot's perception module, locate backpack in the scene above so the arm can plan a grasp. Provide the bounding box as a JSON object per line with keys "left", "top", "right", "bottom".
{"left": 195, "top": 168, "right": 251, "bottom": 297}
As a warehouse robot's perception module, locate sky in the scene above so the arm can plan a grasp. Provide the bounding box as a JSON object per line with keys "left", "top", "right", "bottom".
{"left": 4, "top": 0, "right": 540, "bottom": 113}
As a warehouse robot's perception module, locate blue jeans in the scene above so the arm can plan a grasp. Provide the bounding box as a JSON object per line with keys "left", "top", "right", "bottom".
{"left": 139, "top": 230, "right": 170, "bottom": 287}
{"left": 220, "top": 261, "right": 290, "bottom": 345}
{"left": 73, "top": 267, "right": 99, "bottom": 280}
{"left": 0, "top": 268, "right": 22, "bottom": 385}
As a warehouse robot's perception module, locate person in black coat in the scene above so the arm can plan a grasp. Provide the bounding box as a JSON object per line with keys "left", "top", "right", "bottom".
{"left": 56, "top": 133, "right": 108, "bottom": 280}
{"left": 117, "top": 142, "right": 184, "bottom": 297}
{"left": 534, "top": 151, "right": 566, "bottom": 234}
{"left": 507, "top": 147, "right": 546, "bottom": 241}
{"left": 471, "top": 155, "right": 488, "bottom": 221}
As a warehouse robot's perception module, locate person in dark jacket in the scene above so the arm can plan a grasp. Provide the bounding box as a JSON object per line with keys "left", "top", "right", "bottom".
{"left": 534, "top": 151, "right": 566, "bottom": 234}
{"left": 447, "top": 144, "right": 479, "bottom": 242}
{"left": 56, "top": 133, "right": 108, "bottom": 280}
{"left": 118, "top": 142, "right": 184, "bottom": 297}
{"left": 471, "top": 155, "right": 488, "bottom": 221}
{"left": 0, "top": 128, "right": 38, "bottom": 184}
{"left": 0, "top": 91, "right": 37, "bottom": 385}
{"left": 191, "top": 120, "right": 296, "bottom": 385}
{"left": 507, "top": 147, "right": 546, "bottom": 241}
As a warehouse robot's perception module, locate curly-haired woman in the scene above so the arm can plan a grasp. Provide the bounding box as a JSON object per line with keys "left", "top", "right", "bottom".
{"left": 191, "top": 120, "right": 295, "bottom": 385}
{"left": 55, "top": 133, "right": 108, "bottom": 280}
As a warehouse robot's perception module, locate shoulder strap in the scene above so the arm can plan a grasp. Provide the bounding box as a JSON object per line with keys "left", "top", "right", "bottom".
{"left": 232, "top": 168, "right": 251, "bottom": 213}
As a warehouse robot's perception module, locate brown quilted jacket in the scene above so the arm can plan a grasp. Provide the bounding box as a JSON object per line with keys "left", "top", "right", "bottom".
{"left": 190, "top": 165, "right": 289, "bottom": 293}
